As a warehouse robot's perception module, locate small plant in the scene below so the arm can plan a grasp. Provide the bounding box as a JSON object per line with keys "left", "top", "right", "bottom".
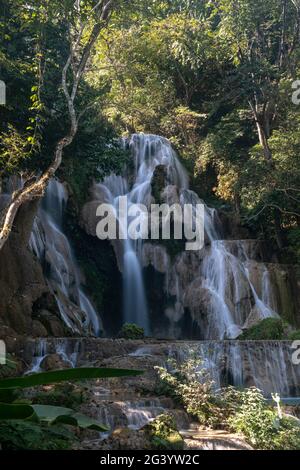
{"left": 241, "top": 318, "right": 289, "bottom": 340}
{"left": 118, "top": 323, "right": 145, "bottom": 340}
{"left": 147, "top": 414, "right": 184, "bottom": 450}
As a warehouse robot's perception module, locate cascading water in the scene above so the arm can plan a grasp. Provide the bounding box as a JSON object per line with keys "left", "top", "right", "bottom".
{"left": 94, "top": 134, "right": 283, "bottom": 338}
{"left": 30, "top": 179, "right": 101, "bottom": 336}
{"left": 166, "top": 341, "right": 300, "bottom": 398}
{"left": 27, "top": 338, "right": 81, "bottom": 374}
{"left": 95, "top": 134, "right": 189, "bottom": 333}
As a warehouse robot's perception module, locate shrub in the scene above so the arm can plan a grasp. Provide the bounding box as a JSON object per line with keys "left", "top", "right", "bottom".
{"left": 118, "top": 323, "right": 145, "bottom": 340}
{"left": 31, "top": 383, "right": 87, "bottom": 409}
{"left": 147, "top": 414, "right": 184, "bottom": 450}
{"left": 241, "top": 318, "right": 289, "bottom": 340}
{"left": 288, "top": 330, "right": 300, "bottom": 341}
{"left": 155, "top": 357, "right": 224, "bottom": 428}
{"left": 228, "top": 388, "right": 300, "bottom": 450}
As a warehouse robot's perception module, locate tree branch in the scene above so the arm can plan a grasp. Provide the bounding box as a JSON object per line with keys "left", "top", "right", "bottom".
{"left": 0, "top": 0, "right": 116, "bottom": 252}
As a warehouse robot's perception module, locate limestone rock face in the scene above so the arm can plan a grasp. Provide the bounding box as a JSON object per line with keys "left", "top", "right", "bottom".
{"left": 32, "top": 320, "right": 48, "bottom": 338}
{"left": 0, "top": 201, "right": 60, "bottom": 335}
{"left": 220, "top": 240, "right": 269, "bottom": 263}
{"left": 142, "top": 244, "right": 170, "bottom": 273}
{"left": 81, "top": 201, "right": 101, "bottom": 237}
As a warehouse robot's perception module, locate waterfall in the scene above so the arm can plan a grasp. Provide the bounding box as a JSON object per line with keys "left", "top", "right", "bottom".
{"left": 165, "top": 341, "right": 300, "bottom": 398}
{"left": 26, "top": 338, "right": 300, "bottom": 398}
{"left": 94, "top": 134, "right": 283, "bottom": 338}
{"left": 95, "top": 134, "right": 189, "bottom": 333}
{"left": 177, "top": 190, "right": 279, "bottom": 339}
{"left": 30, "top": 179, "right": 101, "bottom": 336}
{"left": 26, "top": 338, "right": 81, "bottom": 373}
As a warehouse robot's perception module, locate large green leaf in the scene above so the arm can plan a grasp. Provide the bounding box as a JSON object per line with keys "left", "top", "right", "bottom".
{"left": 0, "top": 403, "right": 38, "bottom": 421}
{"left": 32, "top": 404, "right": 73, "bottom": 421}
{"left": 67, "top": 412, "right": 109, "bottom": 432}
{"left": 0, "top": 367, "right": 142, "bottom": 390}
{"left": 32, "top": 405, "right": 109, "bottom": 432}
{"left": 0, "top": 388, "right": 17, "bottom": 404}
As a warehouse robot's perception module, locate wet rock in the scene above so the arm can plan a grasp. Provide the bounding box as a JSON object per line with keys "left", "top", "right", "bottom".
{"left": 40, "top": 353, "right": 71, "bottom": 371}
{"left": 182, "top": 428, "right": 253, "bottom": 450}
{"left": 243, "top": 306, "right": 264, "bottom": 330}
{"left": 168, "top": 409, "right": 191, "bottom": 430}
{"left": 35, "top": 309, "right": 69, "bottom": 337}
{"left": 81, "top": 201, "right": 101, "bottom": 237}
{"left": 79, "top": 428, "right": 152, "bottom": 450}
{"left": 225, "top": 324, "right": 243, "bottom": 340}
{"left": 142, "top": 244, "right": 170, "bottom": 273}
{"left": 32, "top": 320, "right": 48, "bottom": 338}
{"left": 161, "top": 185, "right": 180, "bottom": 205}
{"left": 151, "top": 165, "right": 168, "bottom": 203}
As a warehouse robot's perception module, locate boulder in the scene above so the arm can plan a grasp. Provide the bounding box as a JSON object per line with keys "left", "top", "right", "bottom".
{"left": 40, "top": 353, "right": 71, "bottom": 371}
{"left": 32, "top": 320, "right": 48, "bottom": 338}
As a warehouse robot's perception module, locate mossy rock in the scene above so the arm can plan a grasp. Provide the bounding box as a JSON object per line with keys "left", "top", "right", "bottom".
{"left": 288, "top": 330, "right": 300, "bottom": 341}
{"left": 118, "top": 323, "right": 145, "bottom": 340}
{"left": 241, "top": 318, "right": 290, "bottom": 340}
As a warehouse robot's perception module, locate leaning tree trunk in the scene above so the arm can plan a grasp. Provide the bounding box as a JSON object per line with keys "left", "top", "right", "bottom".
{"left": 0, "top": 0, "right": 115, "bottom": 252}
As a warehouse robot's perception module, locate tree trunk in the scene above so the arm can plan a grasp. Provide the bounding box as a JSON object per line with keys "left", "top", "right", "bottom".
{"left": 256, "top": 121, "right": 273, "bottom": 162}
{"left": 0, "top": 0, "right": 115, "bottom": 252}
{"left": 274, "top": 208, "right": 285, "bottom": 250}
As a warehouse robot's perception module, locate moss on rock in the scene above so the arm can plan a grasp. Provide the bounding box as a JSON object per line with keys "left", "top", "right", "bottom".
{"left": 241, "top": 318, "right": 290, "bottom": 340}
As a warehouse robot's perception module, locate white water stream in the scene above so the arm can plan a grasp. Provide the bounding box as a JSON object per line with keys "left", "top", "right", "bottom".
{"left": 96, "top": 134, "right": 279, "bottom": 338}
{"left": 30, "top": 179, "right": 101, "bottom": 335}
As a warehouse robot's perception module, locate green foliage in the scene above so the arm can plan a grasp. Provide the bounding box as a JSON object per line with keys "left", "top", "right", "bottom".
{"left": 155, "top": 357, "right": 223, "bottom": 428}
{"left": 241, "top": 318, "right": 290, "bottom": 340}
{"left": 0, "top": 366, "right": 143, "bottom": 449}
{"left": 157, "top": 358, "right": 300, "bottom": 449}
{"left": 62, "top": 124, "right": 131, "bottom": 208}
{"left": 0, "top": 420, "right": 75, "bottom": 450}
{"left": 32, "top": 383, "right": 86, "bottom": 409}
{"left": 118, "top": 323, "right": 145, "bottom": 340}
{"left": 228, "top": 388, "right": 300, "bottom": 450}
{"left": 1, "top": 0, "right": 300, "bottom": 261}
{"left": 147, "top": 414, "right": 184, "bottom": 450}
{"left": 0, "top": 354, "right": 18, "bottom": 379}
{"left": 288, "top": 330, "right": 300, "bottom": 341}
{"left": 0, "top": 367, "right": 142, "bottom": 390}
{"left": 31, "top": 404, "right": 108, "bottom": 431}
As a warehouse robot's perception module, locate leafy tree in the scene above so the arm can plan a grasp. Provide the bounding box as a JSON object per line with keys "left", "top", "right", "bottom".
{"left": 0, "top": 0, "right": 117, "bottom": 251}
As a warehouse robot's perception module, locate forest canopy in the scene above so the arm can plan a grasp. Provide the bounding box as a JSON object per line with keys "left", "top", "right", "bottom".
{"left": 0, "top": 0, "right": 300, "bottom": 260}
